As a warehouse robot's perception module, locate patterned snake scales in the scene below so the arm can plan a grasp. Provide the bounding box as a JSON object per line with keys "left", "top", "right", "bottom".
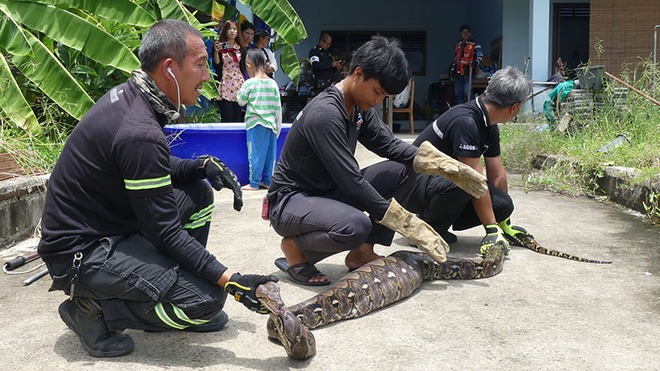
{"left": 256, "top": 233, "right": 611, "bottom": 359}
{"left": 256, "top": 244, "right": 506, "bottom": 360}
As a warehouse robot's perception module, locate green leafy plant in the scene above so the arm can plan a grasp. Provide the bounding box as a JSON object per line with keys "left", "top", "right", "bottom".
{"left": 0, "top": 0, "right": 307, "bottom": 134}
{"left": 642, "top": 192, "right": 660, "bottom": 225}
{"left": 501, "top": 56, "right": 659, "bottom": 224}
{"left": 185, "top": 106, "right": 220, "bottom": 123}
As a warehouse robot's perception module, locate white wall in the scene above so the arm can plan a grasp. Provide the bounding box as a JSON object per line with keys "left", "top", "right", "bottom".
{"left": 502, "top": 0, "right": 530, "bottom": 71}
{"left": 530, "top": 0, "right": 551, "bottom": 82}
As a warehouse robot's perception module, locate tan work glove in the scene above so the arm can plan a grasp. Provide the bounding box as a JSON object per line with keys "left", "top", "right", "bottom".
{"left": 413, "top": 141, "right": 488, "bottom": 198}
{"left": 377, "top": 198, "right": 449, "bottom": 263}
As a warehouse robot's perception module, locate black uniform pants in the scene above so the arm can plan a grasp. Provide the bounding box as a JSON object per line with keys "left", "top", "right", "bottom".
{"left": 269, "top": 161, "right": 416, "bottom": 265}
{"left": 406, "top": 173, "right": 514, "bottom": 233}
{"left": 46, "top": 180, "right": 228, "bottom": 332}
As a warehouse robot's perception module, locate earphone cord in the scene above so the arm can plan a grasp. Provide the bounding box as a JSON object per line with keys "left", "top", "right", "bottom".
{"left": 172, "top": 73, "right": 181, "bottom": 113}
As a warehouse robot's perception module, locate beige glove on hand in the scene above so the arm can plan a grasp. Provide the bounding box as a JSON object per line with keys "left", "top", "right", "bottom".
{"left": 377, "top": 198, "right": 449, "bottom": 263}
{"left": 413, "top": 141, "right": 488, "bottom": 198}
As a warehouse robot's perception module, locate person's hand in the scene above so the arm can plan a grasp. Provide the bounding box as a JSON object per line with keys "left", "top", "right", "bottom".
{"left": 214, "top": 41, "right": 221, "bottom": 52}
{"left": 498, "top": 217, "right": 531, "bottom": 247}
{"left": 224, "top": 273, "right": 279, "bottom": 314}
{"left": 480, "top": 224, "right": 510, "bottom": 257}
{"left": 413, "top": 141, "right": 488, "bottom": 198}
{"left": 377, "top": 198, "right": 449, "bottom": 263}
{"left": 471, "top": 60, "right": 480, "bottom": 68}
{"left": 198, "top": 155, "right": 243, "bottom": 211}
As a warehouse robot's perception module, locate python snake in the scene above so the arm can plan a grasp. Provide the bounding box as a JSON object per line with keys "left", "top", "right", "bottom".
{"left": 257, "top": 244, "right": 505, "bottom": 360}
{"left": 511, "top": 233, "right": 612, "bottom": 264}
{"left": 257, "top": 232, "right": 610, "bottom": 360}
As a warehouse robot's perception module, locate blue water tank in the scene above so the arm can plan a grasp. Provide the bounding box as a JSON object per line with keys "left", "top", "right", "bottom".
{"left": 164, "top": 123, "right": 291, "bottom": 185}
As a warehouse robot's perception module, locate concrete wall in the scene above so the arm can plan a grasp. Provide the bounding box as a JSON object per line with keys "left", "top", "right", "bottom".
{"left": 0, "top": 176, "right": 48, "bottom": 248}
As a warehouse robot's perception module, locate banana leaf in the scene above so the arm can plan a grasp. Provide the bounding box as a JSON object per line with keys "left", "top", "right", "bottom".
{"left": 156, "top": 0, "right": 206, "bottom": 27}
{"left": 13, "top": 0, "right": 157, "bottom": 27}
{"left": 237, "top": 0, "right": 306, "bottom": 46}
{"left": 183, "top": 0, "right": 240, "bottom": 22}
{"left": 236, "top": 0, "right": 305, "bottom": 83}
{"left": 5, "top": 1, "right": 140, "bottom": 73}
{"left": 279, "top": 44, "right": 300, "bottom": 85}
{"left": 0, "top": 53, "right": 39, "bottom": 133}
{"left": 12, "top": 31, "right": 94, "bottom": 121}
{"left": 0, "top": 5, "right": 32, "bottom": 56}
{"left": 154, "top": 0, "right": 219, "bottom": 100}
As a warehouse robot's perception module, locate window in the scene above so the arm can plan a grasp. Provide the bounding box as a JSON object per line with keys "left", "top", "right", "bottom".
{"left": 325, "top": 30, "right": 427, "bottom": 75}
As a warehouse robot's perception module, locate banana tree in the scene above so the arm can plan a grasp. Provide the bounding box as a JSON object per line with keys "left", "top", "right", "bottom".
{"left": 239, "top": 0, "right": 306, "bottom": 84}
{"left": 184, "top": 0, "right": 307, "bottom": 84}
{"left": 0, "top": 0, "right": 306, "bottom": 133}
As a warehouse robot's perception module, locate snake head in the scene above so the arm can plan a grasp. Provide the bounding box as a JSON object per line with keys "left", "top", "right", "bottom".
{"left": 256, "top": 281, "right": 286, "bottom": 315}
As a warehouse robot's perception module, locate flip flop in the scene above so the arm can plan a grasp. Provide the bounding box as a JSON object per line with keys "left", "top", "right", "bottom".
{"left": 274, "top": 257, "right": 331, "bottom": 286}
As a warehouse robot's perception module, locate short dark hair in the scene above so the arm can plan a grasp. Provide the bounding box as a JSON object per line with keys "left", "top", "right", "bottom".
{"left": 139, "top": 19, "right": 202, "bottom": 72}
{"left": 459, "top": 24, "right": 471, "bottom": 32}
{"left": 240, "top": 21, "right": 254, "bottom": 32}
{"left": 348, "top": 36, "right": 410, "bottom": 95}
{"left": 319, "top": 32, "right": 331, "bottom": 43}
{"left": 246, "top": 48, "right": 267, "bottom": 71}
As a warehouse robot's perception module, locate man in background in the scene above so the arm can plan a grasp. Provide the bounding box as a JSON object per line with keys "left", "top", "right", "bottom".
{"left": 452, "top": 24, "right": 483, "bottom": 104}
{"left": 308, "top": 32, "right": 342, "bottom": 91}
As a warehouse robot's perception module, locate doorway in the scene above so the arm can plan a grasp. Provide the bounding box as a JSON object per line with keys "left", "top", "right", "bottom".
{"left": 552, "top": 3, "right": 590, "bottom": 79}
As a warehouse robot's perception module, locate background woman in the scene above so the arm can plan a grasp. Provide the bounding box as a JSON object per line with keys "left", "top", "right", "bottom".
{"left": 212, "top": 20, "right": 246, "bottom": 122}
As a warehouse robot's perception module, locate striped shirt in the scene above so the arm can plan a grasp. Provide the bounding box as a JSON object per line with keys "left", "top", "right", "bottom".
{"left": 236, "top": 77, "right": 282, "bottom": 131}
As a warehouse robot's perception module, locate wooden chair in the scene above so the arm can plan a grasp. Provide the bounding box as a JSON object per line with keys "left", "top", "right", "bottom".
{"left": 392, "top": 78, "right": 415, "bottom": 133}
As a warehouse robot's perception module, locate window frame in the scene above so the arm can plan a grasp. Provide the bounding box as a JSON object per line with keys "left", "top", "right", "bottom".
{"left": 324, "top": 30, "right": 427, "bottom": 76}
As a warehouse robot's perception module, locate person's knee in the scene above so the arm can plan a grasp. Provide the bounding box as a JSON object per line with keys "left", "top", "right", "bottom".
{"left": 494, "top": 193, "right": 515, "bottom": 221}
{"left": 329, "top": 212, "right": 372, "bottom": 247}
{"left": 174, "top": 289, "right": 228, "bottom": 320}
{"left": 401, "top": 164, "right": 416, "bottom": 189}
{"left": 389, "top": 162, "right": 416, "bottom": 195}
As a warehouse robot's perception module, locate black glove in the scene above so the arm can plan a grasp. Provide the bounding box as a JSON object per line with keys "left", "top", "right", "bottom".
{"left": 224, "top": 273, "right": 279, "bottom": 314}
{"left": 471, "top": 60, "right": 480, "bottom": 68}
{"left": 199, "top": 155, "right": 243, "bottom": 211}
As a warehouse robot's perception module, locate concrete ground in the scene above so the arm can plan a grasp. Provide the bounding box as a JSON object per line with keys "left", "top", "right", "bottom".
{"left": 1, "top": 134, "right": 659, "bottom": 370}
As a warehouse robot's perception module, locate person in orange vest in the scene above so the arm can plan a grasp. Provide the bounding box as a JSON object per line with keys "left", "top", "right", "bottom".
{"left": 451, "top": 24, "right": 483, "bottom": 104}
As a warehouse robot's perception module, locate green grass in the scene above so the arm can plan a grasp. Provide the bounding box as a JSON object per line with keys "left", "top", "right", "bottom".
{"left": 0, "top": 100, "right": 72, "bottom": 175}
{"left": 500, "top": 63, "right": 659, "bottom": 221}
{"left": 501, "top": 88, "right": 659, "bottom": 177}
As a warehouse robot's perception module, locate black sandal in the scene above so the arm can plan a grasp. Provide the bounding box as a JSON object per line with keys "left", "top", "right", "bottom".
{"left": 274, "top": 258, "right": 331, "bottom": 286}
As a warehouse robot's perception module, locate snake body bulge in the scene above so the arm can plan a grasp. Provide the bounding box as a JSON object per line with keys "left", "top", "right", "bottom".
{"left": 289, "top": 247, "right": 505, "bottom": 330}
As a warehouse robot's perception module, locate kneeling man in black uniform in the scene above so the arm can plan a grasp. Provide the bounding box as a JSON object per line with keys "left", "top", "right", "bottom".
{"left": 267, "top": 36, "right": 488, "bottom": 286}
{"left": 38, "top": 19, "right": 277, "bottom": 357}
{"left": 407, "top": 66, "right": 533, "bottom": 256}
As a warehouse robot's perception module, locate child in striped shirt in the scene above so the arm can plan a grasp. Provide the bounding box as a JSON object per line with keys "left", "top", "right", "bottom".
{"left": 237, "top": 48, "right": 282, "bottom": 190}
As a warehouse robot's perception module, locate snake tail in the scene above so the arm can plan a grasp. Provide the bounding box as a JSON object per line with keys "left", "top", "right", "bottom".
{"left": 517, "top": 235, "right": 612, "bottom": 264}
